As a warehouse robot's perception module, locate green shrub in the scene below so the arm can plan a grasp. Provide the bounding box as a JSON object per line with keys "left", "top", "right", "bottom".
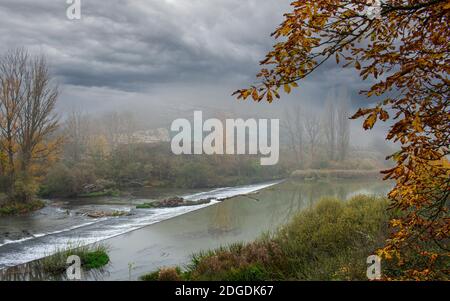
{"left": 81, "top": 250, "right": 110, "bottom": 269}
{"left": 0, "top": 200, "right": 45, "bottom": 216}
{"left": 12, "top": 175, "right": 39, "bottom": 202}
{"left": 274, "top": 196, "right": 390, "bottom": 280}
{"left": 41, "top": 244, "right": 110, "bottom": 275}
{"left": 175, "top": 162, "right": 216, "bottom": 188}
{"left": 224, "top": 264, "right": 269, "bottom": 281}
{"left": 40, "top": 163, "right": 88, "bottom": 197}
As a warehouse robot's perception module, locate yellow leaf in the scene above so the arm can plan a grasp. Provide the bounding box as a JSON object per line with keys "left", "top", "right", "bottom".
{"left": 251, "top": 89, "right": 259, "bottom": 101}
{"left": 363, "top": 113, "right": 377, "bottom": 129}
{"left": 412, "top": 117, "right": 424, "bottom": 132}
{"left": 267, "top": 90, "right": 273, "bottom": 103}
{"left": 284, "top": 84, "right": 291, "bottom": 94}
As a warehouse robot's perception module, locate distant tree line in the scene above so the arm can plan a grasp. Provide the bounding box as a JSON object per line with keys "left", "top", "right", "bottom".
{"left": 39, "top": 109, "right": 286, "bottom": 197}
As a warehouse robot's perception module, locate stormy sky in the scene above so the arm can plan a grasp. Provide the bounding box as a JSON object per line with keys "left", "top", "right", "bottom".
{"left": 0, "top": 0, "right": 387, "bottom": 144}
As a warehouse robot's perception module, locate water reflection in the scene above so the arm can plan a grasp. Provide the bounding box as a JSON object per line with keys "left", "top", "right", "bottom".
{"left": 208, "top": 201, "right": 238, "bottom": 236}
{"left": 206, "top": 179, "right": 390, "bottom": 239}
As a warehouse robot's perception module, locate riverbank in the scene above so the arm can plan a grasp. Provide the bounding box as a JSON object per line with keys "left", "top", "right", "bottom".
{"left": 291, "top": 169, "right": 381, "bottom": 180}
{"left": 142, "top": 195, "right": 391, "bottom": 281}
{"left": 0, "top": 200, "right": 45, "bottom": 217}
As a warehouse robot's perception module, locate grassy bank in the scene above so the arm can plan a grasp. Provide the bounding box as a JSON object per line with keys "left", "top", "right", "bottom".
{"left": 77, "top": 189, "right": 120, "bottom": 198}
{"left": 142, "top": 195, "right": 392, "bottom": 281}
{"left": 40, "top": 244, "right": 110, "bottom": 275}
{"left": 0, "top": 200, "right": 45, "bottom": 216}
{"left": 291, "top": 169, "right": 381, "bottom": 180}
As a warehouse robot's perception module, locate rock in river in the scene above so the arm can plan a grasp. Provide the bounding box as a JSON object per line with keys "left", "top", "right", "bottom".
{"left": 136, "top": 197, "right": 213, "bottom": 209}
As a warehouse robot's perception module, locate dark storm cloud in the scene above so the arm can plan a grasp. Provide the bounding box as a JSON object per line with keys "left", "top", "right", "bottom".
{"left": 0, "top": 0, "right": 294, "bottom": 90}
{"left": 0, "top": 0, "right": 382, "bottom": 120}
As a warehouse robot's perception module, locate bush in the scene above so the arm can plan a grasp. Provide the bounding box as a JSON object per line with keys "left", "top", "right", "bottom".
{"left": 12, "top": 175, "right": 38, "bottom": 202}
{"left": 0, "top": 200, "right": 45, "bottom": 216}
{"left": 274, "top": 196, "right": 390, "bottom": 280}
{"left": 140, "top": 271, "right": 160, "bottom": 281}
{"left": 224, "top": 264, "right": 270, "bottom": 281}
{"left": 82, "top": 250, "right": 110, "bottom": 269}
{"left": 175, "top": 162, "right": 216, "bottom": 188}
{"left": 141, "top": 267, "right": 183, "bottom": 281}
{"left": 40, "top": 244, "right": 110, "bottom": 275}
{"left": 40, "top": 163, "right": 96, "bottom": 197}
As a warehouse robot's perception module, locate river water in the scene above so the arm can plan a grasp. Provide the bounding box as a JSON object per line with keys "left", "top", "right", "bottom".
{"left": 0, "top": 178, "right": 391, "bottom": 280}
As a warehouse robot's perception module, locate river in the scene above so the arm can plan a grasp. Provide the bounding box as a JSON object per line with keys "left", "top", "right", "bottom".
{"left": 0, "top": 178, "right": 390, "bottom": 280}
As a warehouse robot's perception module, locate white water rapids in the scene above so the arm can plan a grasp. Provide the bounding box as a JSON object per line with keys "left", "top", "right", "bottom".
{"left": 0, "top": 181, "right": 281, "bottom": 269}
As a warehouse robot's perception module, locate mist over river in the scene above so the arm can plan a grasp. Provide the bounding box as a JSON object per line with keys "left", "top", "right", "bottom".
{"left": 0, "top": 179, "right": 390, "bottom": 280}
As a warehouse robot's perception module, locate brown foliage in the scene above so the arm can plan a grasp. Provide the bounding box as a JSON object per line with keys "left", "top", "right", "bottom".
{"left": 157, "top": 268, "right": 182, "bottom": 281}
{"left": 234, "top": 0, "right": 449, "bottom": 279}
{"left": 0, "top": 49, "right": 61, "bottom": 201}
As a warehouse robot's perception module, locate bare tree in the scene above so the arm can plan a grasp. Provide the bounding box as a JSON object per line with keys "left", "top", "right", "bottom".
{"left": 336, "top": 89, "right": 351, "bottom": 161}
{"left": 119, "top": 111, "right": 137, "bottom": 144}
{"left": 283, "top": 105, "right": 305, "bottom": 167}
{"left": 64, "top": 109, "right": 91, "bottom": 163}
{"left": 102, "top": 111, "right": 121, "bottom": 148}
{"left": 101, "top": 111, "right": 137, "bottom": 147}
{"left": 0, "top": 49, "right": 60, "bottom": 201}
{"left": 17, "top": 55, "right": 59, "bottom": 174}
{"left": 304, "top": 109, "right": 321, "bottom": 164}
{"left": 0, "top": 49, "right": 28, "bottom": 193}
{"left": 322, "top": 96, "right": 336, "bottom": 161}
